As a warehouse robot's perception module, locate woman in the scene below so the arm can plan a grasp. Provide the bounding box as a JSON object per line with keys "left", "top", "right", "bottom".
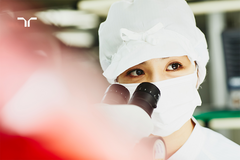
{"left": 98, "top": 0, "right": 240, "bottom": 159}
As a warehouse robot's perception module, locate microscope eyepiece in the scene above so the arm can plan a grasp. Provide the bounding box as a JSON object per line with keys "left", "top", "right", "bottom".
{"left": 101, "top": 84, "right": 130, "bottom": 104}
{"left": 129, "top": 82, "right": 160, "bottom": 117}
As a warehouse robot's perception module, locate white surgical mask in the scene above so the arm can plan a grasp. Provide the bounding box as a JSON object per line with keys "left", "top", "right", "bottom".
{"left": 118, "top": 70, "right": 201, "bottom": 137}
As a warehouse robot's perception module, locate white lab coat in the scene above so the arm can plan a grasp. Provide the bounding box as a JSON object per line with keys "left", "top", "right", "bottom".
{"left": 168, "top": 117, "right": 240, "bottom": 160}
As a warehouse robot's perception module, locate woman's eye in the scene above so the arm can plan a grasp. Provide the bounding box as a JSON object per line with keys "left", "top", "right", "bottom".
{"left": 128, "top": 69, "right": 144, "bottom": 77}
{"left": 167, "top": 63, "right": 182, "bottom": 71}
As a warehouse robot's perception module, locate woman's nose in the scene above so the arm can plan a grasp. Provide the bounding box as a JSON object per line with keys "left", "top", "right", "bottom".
{"left": 147, "top": 70, "right": 166, "bottom": 82}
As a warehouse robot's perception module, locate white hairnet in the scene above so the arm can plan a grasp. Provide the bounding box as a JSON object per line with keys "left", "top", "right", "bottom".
{"left": 98, "top": 0, "right": 209, "bottom": 87}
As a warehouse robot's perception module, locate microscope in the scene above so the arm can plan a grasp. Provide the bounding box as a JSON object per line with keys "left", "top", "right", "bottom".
{"left": 100, "top": 82, "right": 166, "bottom": 160}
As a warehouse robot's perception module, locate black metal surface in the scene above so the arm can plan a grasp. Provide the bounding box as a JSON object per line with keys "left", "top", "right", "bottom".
{"left": 222, "top": 29, "right": 240, "bottom": 90}
{"left": 129, "top": 82, "right": 160, "bottom": 117}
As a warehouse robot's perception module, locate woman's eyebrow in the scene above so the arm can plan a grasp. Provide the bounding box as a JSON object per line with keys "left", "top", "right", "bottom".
{"left": 162, "top": 57, "right": 170, "bottom": 59}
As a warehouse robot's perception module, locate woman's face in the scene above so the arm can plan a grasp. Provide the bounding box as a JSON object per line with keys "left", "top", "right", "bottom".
{"left": 117, "top": 56, "right": 196, "bottom": 84}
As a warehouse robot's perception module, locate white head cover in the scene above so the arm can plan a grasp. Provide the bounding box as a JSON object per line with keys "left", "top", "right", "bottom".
{"left": 99, "top": 0, "right": 209, "bottom": 86}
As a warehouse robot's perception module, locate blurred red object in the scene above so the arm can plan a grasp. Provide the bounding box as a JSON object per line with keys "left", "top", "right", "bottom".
{"left": 0, "top": 132, "right": 63, "bottom": 160}
{"left": 0, "top": 2, "right": 121, "bottom": 160}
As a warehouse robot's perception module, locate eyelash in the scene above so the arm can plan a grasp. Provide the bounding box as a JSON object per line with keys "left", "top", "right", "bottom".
{"left": 166, "top": 62, "right": 183, "bottom": 71}
{"left": 127, "top": 69, "right": 144, "bottom": 77}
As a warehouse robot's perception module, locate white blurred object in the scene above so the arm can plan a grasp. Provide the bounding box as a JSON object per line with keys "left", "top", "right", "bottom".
{"left": 229, "top": 77, "right": 240, "bottom": 88}
{"left": 78, "top": 0, "right": 240, "bottom": 17}
{"left": 209, "top": 118, "right": 240, "bottom": 130}
{"left": 190, "top": 1, "right": 240, "bottom": 15}
{"left": 1, "top": 69, "right": 68, "bottom": 135}
{"left": 207, "top": 12, "right": 228, "bottom": 109}
{"left": 35, "top": 9, "right": 99, "bottom": 29}
{"left": 78, "top": 0, "right": 117, "bottom": 17}
{"left": 95, "top": 103, "right": 154, "bottom": 149}
{"left": 55, "top": 31, "right": 94, "bottom": 48}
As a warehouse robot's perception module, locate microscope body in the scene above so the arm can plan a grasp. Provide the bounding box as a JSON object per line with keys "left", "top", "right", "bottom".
{"left": 98, "top": 83, "right": 166, "bottom": 160}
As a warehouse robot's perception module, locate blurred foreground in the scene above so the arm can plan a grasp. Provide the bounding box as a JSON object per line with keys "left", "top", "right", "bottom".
{"left": 0, "top": 1, "right": 138, "bottom": 159}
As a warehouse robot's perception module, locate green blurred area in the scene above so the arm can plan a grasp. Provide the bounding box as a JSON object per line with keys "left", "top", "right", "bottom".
{"left": 194, "top": 110, "right": 240, "bottom": 122}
